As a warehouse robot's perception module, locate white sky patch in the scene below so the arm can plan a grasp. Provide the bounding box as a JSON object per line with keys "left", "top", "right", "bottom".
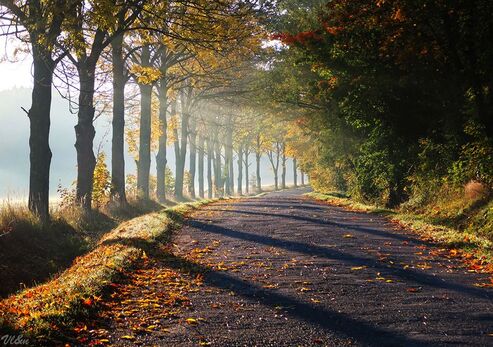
{"left": 0, "top": 55, "right": 32, "bottom": 91}
{"left": 0, "top": 32, "right": 33, "bottom": 91}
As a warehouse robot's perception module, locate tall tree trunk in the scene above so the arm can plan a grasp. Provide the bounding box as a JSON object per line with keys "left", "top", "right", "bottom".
{"left": 256, "top": 152, "right": 262, "bottom": 193}
{"left": 156, "top": 80, "right": 168, "bottom": 203}
{"left": 237, "top": 145, "right": 243, "bottom": 195}
{"left": 75, "top": 64, "right": 97, "bottom": 211}
{"left": 110, "top": 33, "right": 127, "bottom": 206}
{"left": 214, "top": 139, "right": 223, "bottom": 197}
{"left": 230, "top": 158, "right": 234, "bottom": 195}
{"left": 301, "top": 172, "right": 305, "bottom": 185}
{"left": 281, "top": 143, "right": 287, "bottom": 189}
{"left": 207, "top": 138, "right": 213, "bottom": 198}
{"left": 174, "top": 127, "right": 183, "bottom": 199}
{"left": 189, "top": 117, "right": 197, "bottom": 199}
{"left": 244, "top": 150, "right": 249, "bottom": 194}
{"left": 224, "top": 117, "right": 233, "bottom": 195}
{"left": 198, "top": 135, "right": 205, "bottom": 198}
{"left": 293, "top": 158, "right": 298, "bottom": 188}
{"left": 174, "top": 96, "right": 189, "bottom": 200}
{"left": 136, "top": 82, "right": 152, "bottom": 199}
{"left": 28, "top": 47, "right": 54, "bottom": 222}
{"left": 136, "top": 46, "right": 152, "bottom": 200}
{"left": 268, "top": 144, "right": 281, "bottom": 191}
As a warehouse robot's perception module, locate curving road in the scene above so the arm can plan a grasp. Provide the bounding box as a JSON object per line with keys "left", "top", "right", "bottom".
{"left": 74, "top": 188, "right": 493, "bottom": 346}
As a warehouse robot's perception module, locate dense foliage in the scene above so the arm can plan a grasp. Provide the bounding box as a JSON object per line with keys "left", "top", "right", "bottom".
{"left": 267, "top": 0, "right": 493, "bottom": 210}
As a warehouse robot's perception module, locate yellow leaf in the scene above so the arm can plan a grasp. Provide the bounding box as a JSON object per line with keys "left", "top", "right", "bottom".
{"left": 343, "top": 234, "right": 355, "bottom": 238}
{"left": 186, "top": 318, "right": 198, "bottom": 325}
{"left": 121, "top": 335, "right": 135, "bottom": 340}
{"left": 351, "top": 266, "right": 367, "bottom": 271}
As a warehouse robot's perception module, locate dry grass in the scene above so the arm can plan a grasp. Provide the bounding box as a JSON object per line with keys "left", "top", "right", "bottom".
{"left": 465, "top": 180, "right": 490, "bottom": 201}
{"left": 0, "top": 203, "right": 43, "bottom": 235}
{"left": 0, "top": 197, "right": 172, "bottom": 299}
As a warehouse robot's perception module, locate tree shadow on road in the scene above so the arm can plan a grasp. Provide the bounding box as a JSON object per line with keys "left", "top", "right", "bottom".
{"left": 99, "top": 235, "right": 431, "bottom": 347}
{"left": 186, "top": 219, "right": 493, "bottom": 301}
{"left": 207, "top": 207, "right": 434, "bottom": 247}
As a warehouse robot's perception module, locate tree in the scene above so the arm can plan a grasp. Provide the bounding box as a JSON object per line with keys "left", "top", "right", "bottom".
{"left": 0, "top": 0, "right": 76, "bottom": 222}
{"left": 281, "top": 141, "right": 287, "bottom": 189}
{"left": 130, "top": 44, "right": 160, "bottom": 200}
{"left": 188, "top": 115, "right": 197, "bottom": 198}
{"left": 173, "top": 86, "right": 192, "bottom": 200}
{"left": 63, "top": 0, "right": 143, "bottom": 211}
{"left": 110, "top": 29, "right": 128, "bottom": 206}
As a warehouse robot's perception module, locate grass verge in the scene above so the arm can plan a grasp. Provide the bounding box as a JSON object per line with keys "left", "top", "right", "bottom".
{"left": 0, "top": 198, "right": 218, "bottom": 340}
{"left": 0, "top": 198, "right": 166, "bottom": 298}
{"left": 306, "top": 191, "right": 493, "bottom": 261}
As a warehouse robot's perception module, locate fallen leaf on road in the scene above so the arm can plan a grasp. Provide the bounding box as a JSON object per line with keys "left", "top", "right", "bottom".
{"left": 186, "top": 318, "right": 198, "bottom": 325}
{"left": 121, "top": 335, "right": 135, "bottom": 340}
{"left": 351, "top": 266, "right": 367, "bottom": 271}
{"left": 343, "top": 234, "right": 355, "bottom": 238}
{"left": 407, "top": 287, "right": 422, "bottom": 293}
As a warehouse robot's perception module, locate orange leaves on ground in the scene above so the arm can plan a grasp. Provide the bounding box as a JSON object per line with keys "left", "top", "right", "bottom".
{"left": 429, "top": 247, "right": 493, "bottom": 274}
{"left": 82, "top": 298, "right": 94, "bottom": 307}
{"left": 415, "top": 263, "right": 432, "bottom": 270}
{"left": 82, "top": 295, "right": 101, "bottom": 308}
{"left": 474, "top": 277, "right": 493, "bottom": 288}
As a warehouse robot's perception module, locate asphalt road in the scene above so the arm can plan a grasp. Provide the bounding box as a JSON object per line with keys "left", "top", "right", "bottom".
{"left": 71, "top": 188, "right": 493, "bottom": 346}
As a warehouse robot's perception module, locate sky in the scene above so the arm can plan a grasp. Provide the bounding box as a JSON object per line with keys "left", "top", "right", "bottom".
{"left": 0, "top": 55, "right": 33, "bottom": 91}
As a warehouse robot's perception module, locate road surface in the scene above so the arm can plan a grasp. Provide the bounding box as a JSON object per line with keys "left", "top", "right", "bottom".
{"left": 72, "top": 188, "right": 493, "bottom": 346}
